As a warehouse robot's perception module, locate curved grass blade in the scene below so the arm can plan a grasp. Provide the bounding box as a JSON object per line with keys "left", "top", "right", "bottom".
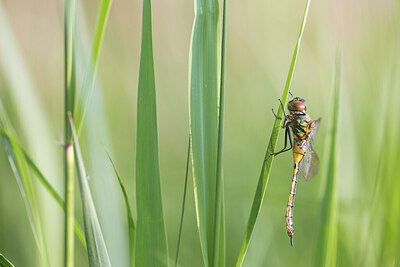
{"left": 0, "top": 104, "right": 49, "bottom": 266}
{"left": 174, "top": 138, "right": 191, "bottom": 267}
{"left": 188, "top": 0, "right": 223, "bottom": 265}
{"left": 69, "top": 114, "right": 111, "bottom": 267}
{"left": 235, "top": 1, "right": 311, "bottom": 265}
{"left": 0, "top": 126, "right": 86, "bottom": 248}
{"left": 135, "top": 0, "right": 168, "bottom": 265}
{"left": 314, "top": 47, "right": 341, "bottom": 267}
{"left": 0, "top": 253, "right": 14, "bottom": 267}
{"left": 74, "top": 0, "right": 113, "bottom": 135}
{"left": 106, "top": 153, "right": 135, "bottom": 267}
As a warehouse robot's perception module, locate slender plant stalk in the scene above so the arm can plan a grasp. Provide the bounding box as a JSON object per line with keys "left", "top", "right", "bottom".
{"left": 64, "top": 0, "right": 77, "bottom": 265}
{"left": 212, "top": 0, "right": 227, "bottom": 265}
{"left": 174, "top": 138, "right": 191, "bottom": 267}
{"left": 235, "top": 1, "right": 311, "bottom": 265}
{"left": 65, "top": 144, "right": 75, "bottom": 267}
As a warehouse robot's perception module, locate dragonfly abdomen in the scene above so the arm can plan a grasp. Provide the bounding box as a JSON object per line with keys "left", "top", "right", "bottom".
{"left": 286, "top": 144, "right": 306, "bottom": 247}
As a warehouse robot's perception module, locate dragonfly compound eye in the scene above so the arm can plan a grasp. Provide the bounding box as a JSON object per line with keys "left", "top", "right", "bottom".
{"left": 288, "top": 99, "right": 307, "bottom": 112}
{"left": 294, "top": 101, "right": 306, "bottom": 111}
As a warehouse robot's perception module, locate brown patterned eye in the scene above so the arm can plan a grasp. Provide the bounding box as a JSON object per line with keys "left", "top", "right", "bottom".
{"left": 294, "top": 101, "right": 306, "bottom": 111}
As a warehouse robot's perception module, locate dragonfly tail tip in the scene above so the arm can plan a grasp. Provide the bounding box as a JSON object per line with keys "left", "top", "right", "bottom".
{"left": 290, "top": 236, "right": 294, "bottom": 247}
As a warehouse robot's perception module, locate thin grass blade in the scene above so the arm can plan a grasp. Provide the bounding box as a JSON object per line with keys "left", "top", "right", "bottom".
{"left": 134, "top": 0, "right": 168, "bottom": 265}
{"left": 74, "top": 0, "right": 113, "bottom": 135}
{"left": 0, "top": 104, "right": 49, "bottom": 266}
{"left": 0, "top": 126, "right": 86, "bottom": 247}
{"left": 107, "top": 153, "right": 135, "bottom": 267}
{"left": 0, "top": 253, "right": 14, "bottom": 267}
{"left": 314, "top": 48, "right": 341, "bottom": 267}
{"left": 235, "top": 1, "right": 311, "bottom": 265}
{"left": 188, "top": 0, "right": 223, "bottom": 265}
{"left": 69, "top": 114, "right": 111, "bottom": 267}
{"left": 174, "top": 138, "right": 191, "bottom": 267}
{"left": 212, "top": 0, "right": 228, "bottom": 265}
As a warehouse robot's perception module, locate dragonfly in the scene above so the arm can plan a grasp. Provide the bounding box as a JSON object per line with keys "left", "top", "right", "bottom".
{"left": 271, "top": 95, "right": 321, "bottom": 247}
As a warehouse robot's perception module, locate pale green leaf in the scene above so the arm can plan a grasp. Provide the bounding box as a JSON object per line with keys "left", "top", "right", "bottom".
{"left": 74, "top": 0, "right": 113, "bottom": 135}
{"left": 188, "top": 0, "right": 225, "bottom": 265}
{"left": 134, "top": 0, "right": 169, "bottom": 265}
{"left": 69, "top": 114, "right": 112, "bottom": 267}
{"left": 107, "top": 153, "right": 135, "bottom": 267}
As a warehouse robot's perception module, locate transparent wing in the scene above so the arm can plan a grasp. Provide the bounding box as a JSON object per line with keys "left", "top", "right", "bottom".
{"left": 299, "top": 118, "right": 321, "bottom": 181}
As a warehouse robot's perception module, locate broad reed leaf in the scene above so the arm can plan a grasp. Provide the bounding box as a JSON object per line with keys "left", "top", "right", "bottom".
{"left": 0, "top": 104, "right": 49, "bottom": 266}
{"left": 314, "top": 48, "right": 341, "bottom": 267}
{"left": 235, "top": 1, "right": 311, "bottom": 265}
{"left": 69, "top": 115, "right": 111, "bottom": 267}
{"left": 107, "top": 153, "right": 135, "bottom": 267}
{"left": 0, "top": 253, "right": 14, "bottom": 267}
{"left": 134, "top": 0, "right": 168, "bottom": 265}
{"left": 188, "top": 0, "right": 223, "bottom": 265}
{"left": 74, "top": 0, "right": 113, "bottom": 135}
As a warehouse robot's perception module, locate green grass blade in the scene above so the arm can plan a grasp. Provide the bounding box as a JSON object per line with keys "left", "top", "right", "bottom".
{"left": 106, "top": 153, "right": 135, "bottom": 267}
{"left": 0, "top": 253, "right": 15, "bottom": 267}
{"left": 314, "top": 48, "right": 341, "bottom": 267}
{"left": 135, "top": 0, "right": 168, "bottom": 265}
{"left": 69, "top": 114, "right": 112, "bottom": 267}
{"left": 64, "top": 0, "right": 77, "bottom": 265}
{"left": 212, "top": 0, "right": 228, "bottom": 265}
{"left": 0, "top": 126, "right": 87, "bottom": 248}
{"left": 188, "top": 0, "right": 222, "bottom": 265}
{"left": 0, "top": 104, "right": 49, "bottom": 266}
{"left": 74, "top": 0, "right": 113, "bottom": 135}
{"left": 174, "top": 138, "right": 191, "bottom": 267}
{"left": 235, "top": 1, "right": 311, "bottom": 265}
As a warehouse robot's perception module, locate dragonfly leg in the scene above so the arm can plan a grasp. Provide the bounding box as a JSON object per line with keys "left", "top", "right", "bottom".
{"left": 271, "top": 108, "right": 282, "bottom": 120}
{"left": 272, "top": 99, "right": 287, "bottom": 128}
{"left": 264, "top": 123, "right": 293, "bottom": 162}
{"left": 272, "top": 123, "right": 293, "bottom": 156}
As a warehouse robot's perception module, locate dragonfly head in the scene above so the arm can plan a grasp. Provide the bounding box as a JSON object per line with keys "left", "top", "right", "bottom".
{"left": 288, "top": 97, "right": 307, "bottom": 113}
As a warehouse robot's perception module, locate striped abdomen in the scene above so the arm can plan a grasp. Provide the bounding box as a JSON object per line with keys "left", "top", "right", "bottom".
{"left": 285, "top": 140, "right": 306, "bottom": 247}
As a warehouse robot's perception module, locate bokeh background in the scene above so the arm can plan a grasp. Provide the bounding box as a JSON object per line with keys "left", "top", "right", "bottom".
{"left": 0, "top": 0, "right": 399, "bottom": 266}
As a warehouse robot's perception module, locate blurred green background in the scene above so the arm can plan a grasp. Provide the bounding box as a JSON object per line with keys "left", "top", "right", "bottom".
{"left": 0, "top": 0, "right": 399, "bottom": 266}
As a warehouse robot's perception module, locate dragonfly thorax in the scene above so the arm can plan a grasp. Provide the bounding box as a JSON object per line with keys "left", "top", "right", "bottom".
{"left": 289, "top": 114, "right": 311, "bottom": 140}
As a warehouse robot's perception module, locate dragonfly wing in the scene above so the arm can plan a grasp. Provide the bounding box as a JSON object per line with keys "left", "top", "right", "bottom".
{"left": 299, "top": 147, "right": 319, "bottom": 181}
{"left": 299, "top": 118, "right": 321, "bottom": 181}
{"left": 309, "top": 118, "right": 321, "bottom": 146}
{"left": 305, "top": 149, "right": 319, "bottom": 181}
